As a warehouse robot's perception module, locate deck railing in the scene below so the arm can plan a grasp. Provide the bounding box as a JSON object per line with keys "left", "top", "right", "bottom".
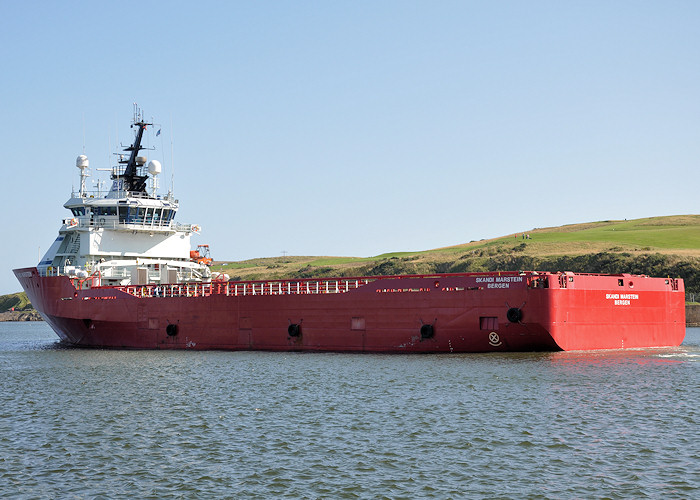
{"left": 111, "top": 271, "right": 545, "bottom": 298}
{"left": 118, "top": 277, "right": 378, "bottom": 298}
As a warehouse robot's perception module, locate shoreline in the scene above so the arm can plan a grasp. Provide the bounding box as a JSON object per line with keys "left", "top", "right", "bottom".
{"left": 0, "top": 311, "right": 42, "bottom": 322}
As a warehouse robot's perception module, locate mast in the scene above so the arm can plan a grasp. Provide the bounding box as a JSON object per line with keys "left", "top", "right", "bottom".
{"left": 119, "top": 104, "right": 152, "bottom": 194}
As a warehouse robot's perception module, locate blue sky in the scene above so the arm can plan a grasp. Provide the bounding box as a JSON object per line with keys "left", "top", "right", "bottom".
{"left": 1, "top": 1, "right": 699, "bottom": 295}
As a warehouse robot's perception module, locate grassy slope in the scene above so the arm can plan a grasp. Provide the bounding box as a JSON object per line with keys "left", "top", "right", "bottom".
{"left": 0, "top": 292, "right": 35, "bottom": 313}
{"left": 213, "top": 215, "right": 700, "bottom": 281}
{"left": 437, "top": 215, "right": 700, "bottom": 254}
{"left": 513, "top": 216, "right": 700, "bottom": 251}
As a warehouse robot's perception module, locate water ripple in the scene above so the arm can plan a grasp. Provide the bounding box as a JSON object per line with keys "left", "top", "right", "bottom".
{"left": 0, "top": 323, "right": 698, "bottom": 498}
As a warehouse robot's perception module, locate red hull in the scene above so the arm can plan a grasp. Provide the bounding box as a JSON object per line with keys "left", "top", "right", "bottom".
{"left": 14, "top": 268, "right": 686, "bottom": 352}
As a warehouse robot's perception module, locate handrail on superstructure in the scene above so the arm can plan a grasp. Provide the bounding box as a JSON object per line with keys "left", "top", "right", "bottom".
{"left": 62, "top": 218, "right": 194, "bottom": 232}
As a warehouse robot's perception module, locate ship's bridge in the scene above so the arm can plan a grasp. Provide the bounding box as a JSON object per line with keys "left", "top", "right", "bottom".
{"left": 62, "top": 193, "right": 186, "bottom": 233}
{"left": 36, "top": 106, "right": 209, "bottom": 287}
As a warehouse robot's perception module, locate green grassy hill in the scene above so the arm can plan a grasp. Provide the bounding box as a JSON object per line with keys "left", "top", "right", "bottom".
{"left": 212, "top": 215, "right": 700, "bottom": 296}
{"left": 0, "top": 292, "right": 34, "bottom": 313}
{"left": 472, "top": 215, "right": 700, "bottom": 254}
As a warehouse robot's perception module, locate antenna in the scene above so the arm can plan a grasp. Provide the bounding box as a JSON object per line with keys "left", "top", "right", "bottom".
{"left": 95, "top": 178, "right": 105, "bottom": 197}
{"left": 157, "top": 120, "right": 167, "bottom": 196}
{"left": 115, "top": 112, "right": 119, "bottom": 158}
{"left": 169, "top": 113, "right": 175, "bottom": 198}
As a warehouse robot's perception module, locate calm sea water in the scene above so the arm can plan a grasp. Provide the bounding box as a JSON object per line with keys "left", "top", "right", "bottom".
{"left": 0, "top": 322, "right": 697, "bottom": 499}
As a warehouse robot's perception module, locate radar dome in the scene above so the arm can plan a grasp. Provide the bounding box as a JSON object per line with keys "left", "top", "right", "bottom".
{"left": 76, "top": 155, "right": 89, "bottom": 169}
{"left": 148, "top": 160, "right": 162, "bottom": 176}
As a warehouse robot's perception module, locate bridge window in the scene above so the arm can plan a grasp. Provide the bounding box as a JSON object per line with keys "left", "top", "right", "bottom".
{"left": 118, "top": 206, "right": 129, "bottom": 223}
{"left": 94, "top": 206, "right": 117, "bottom": 217}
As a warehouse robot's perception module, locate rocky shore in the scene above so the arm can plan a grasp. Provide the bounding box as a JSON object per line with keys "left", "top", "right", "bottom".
{"left": 0, "top": 310, "right": 43, "bottom": 322}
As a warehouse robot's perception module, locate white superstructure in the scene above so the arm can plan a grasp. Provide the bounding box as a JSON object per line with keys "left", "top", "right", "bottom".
{"left": 38, "top": 107, "right": 211, "bottom": 286}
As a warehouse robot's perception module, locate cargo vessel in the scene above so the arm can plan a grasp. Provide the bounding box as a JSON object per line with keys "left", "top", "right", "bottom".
{"left": 14, "top": 109, "right": 686, "bottom": 352}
